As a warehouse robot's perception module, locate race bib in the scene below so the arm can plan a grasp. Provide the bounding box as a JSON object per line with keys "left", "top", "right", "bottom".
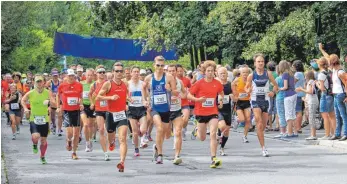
{"left": 10, "top": 103, "right": 20, "bottom": 110}
{"left": 113, "top": 111, "right": 127, "bottom": 122}
{"left": 219, "top": 95, "right": 230, "bottom": 104}
{"left": 239, "top": 93, "right": 248, "bottom": 98}
{"left": 130, "top": 96, "right": 142, "bottom": 106}
{"left": 153, "top": 94, "right": 167, "bottom": 105}
{"left": 170, "top": 96, "right": 181, "bottom": 111}
{"left": 83, "top": 91, "right": 89, "bottom": 99}
{"left": 100, "top": 100, "right": 107, "bottom": 107}
{"left": 202, "top": 98, "right": 215, "bottom": 107}
{"left": 34, "top": 116, "right": 46, "bottom": 125}
{"left": 67, "top": 97, "right": 78, "bottom": 106}
{"left": 256, "top": 87, "right": 266, "bottom": 94}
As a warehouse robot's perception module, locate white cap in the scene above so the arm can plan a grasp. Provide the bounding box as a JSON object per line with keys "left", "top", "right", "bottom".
{"left": 164, "top": 65, "right": 168, "bottom": 70}
{"left": 140, "top": 69, "right": 146, "bottom": 75}
{"left": 67, "top": 69, "right": 75, "bottom": 76}
{"left": 77, "top": 67, "right": 83, "bottom": 72}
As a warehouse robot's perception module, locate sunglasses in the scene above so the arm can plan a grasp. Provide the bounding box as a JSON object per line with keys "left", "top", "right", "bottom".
{"left": 114, "top": 70, "right": 123, "bottom": 73}
{"left": 156, "top": 64, "right": 165, "bottom": 68}
{"left": 97, "top": 71, "right": 106, "bottom": 74}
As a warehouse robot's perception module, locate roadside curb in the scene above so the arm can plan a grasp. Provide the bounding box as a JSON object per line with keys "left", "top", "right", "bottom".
{"left": 233, "top": 129, "right": 347, "bottom": 150}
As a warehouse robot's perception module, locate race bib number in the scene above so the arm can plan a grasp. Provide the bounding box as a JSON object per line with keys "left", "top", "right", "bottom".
{"left": 256, "top": 87, "right": 266, "bottom": 94}
{"left": 131, "top": 96, "right": 142, "bottom": 106}
{"left": 170, "top": 96, "right": 181, "bottom": 111}
{"left": 202, "top": 98, "right": 215, "bottom": 107}
{"left": 219, "top": 95, "right": 229, "bottom": 104}
{"left": 153, "top": 94, "right": 167, "bottom": 105}
{"left": 239, "top": 93, "right": 248, "bottom": 98}
{"left": 113, "top": 111, "right": 127, "bottom": 122}
{"left": 100, "top": 100, "right": 107, "bottom": 107}
{"left": 67, "top": 97, "right": 78, "bottom": 106}
{"left": 83, "top": 91, "right": 89, "bottom": 99}
{"left": 10, "top": 103, "right": 20, "bottom": 110}
{"left": 34, "top": 116, "right": 46, "bottom": 125}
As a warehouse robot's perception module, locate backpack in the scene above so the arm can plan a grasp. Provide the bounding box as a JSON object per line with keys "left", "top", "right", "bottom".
{"left": 321, "top": 70, "right": 333, "bottom": 95}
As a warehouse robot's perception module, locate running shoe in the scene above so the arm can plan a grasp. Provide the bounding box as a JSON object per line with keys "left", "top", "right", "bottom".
{"left": 210, "top": 157, "right": 222, "bottom": 168}
{"left": 12, "top": 134, "right": 16, "bottom": 140}
{"left": 274, "top": 134, "right": 283, "bottom": 139}
{"left": 134, "top": 152, "right": 140, "bottom": 157}
{"left": 33, "top": 145, "right": 38, "bottom": 154}
{"left": 109, "top": 141, "right": 116, "bottom": 152}
{"left": 262, "top": 149, "right": 269, "bottom": 157}
{"left": 16, "top": 126, "right": 20, "bottom": 134}
{"left": 173, "top": 156, "right": 182, "bottom": 165}
{"left": 152, "top": 144, "right": 158, "bottom": 162}
{"left": 156, "top": 155, "right": 163, "bottom": 164}
{"left": 66, "top": 140, "right": 72, "bottom": 151}
{"left": 51, "top": 127, "right": 56, "bottom": 135}
{"left": 72, "top": 153, "right": 78, "bottom": 160}
{"left": 104, "top": 153, "right": 110, "bottom": 161}
{"left": 239, "top": 122, "right": 245, "bottom": 127}
{"left": 219, "top": 148, "right": 226, "bottom": 156}
{"left": 147, "top": 135, "right": 153, "bottom": 142}
{"left": 242, "top": 136, "right": 249, "bottom": 143}
{"left": 319, "top": 136, "right": 331, "bottom": 140}
{"left": 305, "top": 136, "right": 317, "bottom": 140}
{"left": 79, "top": 136, "right": 82, "bottom": 144}
{"left": 117, "top": 161, "right": 125, "bottom": 172}
{"left": 93, "top": 135, "right": 97, "bottom": 142}
{"left": 140, "top": 142, "right": 148, "bottom": 149}
{"left": 58, "top": 130, "right": 62, "bottom": 137}
{"left": 40, "top": 157, "right": 47, "bottom": 164}
{"left": 143, "top": 135, "right": 149, "bottom": 143}
{"left": 85, "top": 143, "right": 91, "bottom": 152}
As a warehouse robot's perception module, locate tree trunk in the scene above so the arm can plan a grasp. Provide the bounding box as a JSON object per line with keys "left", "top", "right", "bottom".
{"left": 199, "top": 46, "right": 205, "bottom": 62}
{"left": 193, "top": 45, "right": 199, "bottom": 67}
{"left": 189, "top": 46, "right": 195, "bottom": 69}
{"left": 217, "top": 47, "right": 222, "bottom": 64}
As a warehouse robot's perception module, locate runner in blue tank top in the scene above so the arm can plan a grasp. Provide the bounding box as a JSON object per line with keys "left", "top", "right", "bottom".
{"left": 245, "top": 53, "right": 278, "bottom": 157}
{"left": 142, "top": 56, "right": 177, "bottom": 164}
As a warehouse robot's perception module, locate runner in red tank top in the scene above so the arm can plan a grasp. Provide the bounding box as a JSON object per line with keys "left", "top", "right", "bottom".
{"left": 97, "top": 62, "right": 129, "bottom": 172}
{"left": 176, "top": 64, "right": 191, "bottom": 141}
{"left": 89, "top": 65, "right": 110, "bottom": 161}
{"left": 56, "top": 69, "right": 83, "bottom": 160}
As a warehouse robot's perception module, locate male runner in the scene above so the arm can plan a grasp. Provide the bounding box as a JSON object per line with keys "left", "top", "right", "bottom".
{"left": 127, "top": 66, "right": 148, "bottom": 156}
{"left": 80, "top": 68, "right": 96, "bottom": 152}
{"left": 142, "top": 56, "right": 177, "bottom": 164}
{"left": 56, "top": 69, "right": 83, "bottom": 160}
{"left": 21, "top": 75, "right": 51, "bottom": 164}
{"left": 245, "top": 53, "right": 278, "bottom": 157}
{"left": 97, "top": 62, "right": 129, "bottom": 172}
{"left": 188, "top": 60, "right": 224, "bottom": 168}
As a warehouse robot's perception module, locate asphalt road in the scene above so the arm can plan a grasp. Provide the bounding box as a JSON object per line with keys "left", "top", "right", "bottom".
{"left": 1, "top": 117, "right": 347, "bottom": 184}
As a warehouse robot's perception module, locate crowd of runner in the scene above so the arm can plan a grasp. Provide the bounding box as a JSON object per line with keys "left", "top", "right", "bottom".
{"left": 1, "top": 43, "right": 347, "bottom": 172}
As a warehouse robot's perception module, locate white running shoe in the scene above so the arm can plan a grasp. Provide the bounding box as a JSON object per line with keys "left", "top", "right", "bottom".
{"left": 262, "top": 149, "right": 269, "bottom": 157}
{"left": 85, "top": 143, "right": 91, "bottom": 152}
{"left": 242, "top": 136, "right": 249, "bottom": 143}
{"left": 104, "top": 153, "right": 110, "bottom": 161}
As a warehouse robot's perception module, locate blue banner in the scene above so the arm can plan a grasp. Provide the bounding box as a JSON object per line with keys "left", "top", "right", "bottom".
{"left": 53, "top": 32, "right": 178, "bottom": 61}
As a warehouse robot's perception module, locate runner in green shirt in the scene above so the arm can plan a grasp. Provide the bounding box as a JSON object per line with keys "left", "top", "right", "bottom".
{"left": 21, "top": 75, "right": 51, "bottom": 164}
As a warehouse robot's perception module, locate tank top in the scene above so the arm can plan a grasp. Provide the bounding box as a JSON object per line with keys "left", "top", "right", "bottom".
{"left": 51, "top": 80, "right": 60, "bottom": 94}
{"left": 218, "top": 81, "right": 232, "bottom": 113}
{"left": 150, "top": 73, "right": 170, "bottom": 112}
{"left": 128, "top": 80, "right": 144, "bottom": 107}
{"left": 29, "top": 89, "right": 50, "bottom": 124}
{"left": 9, "top": 91, "right": 21, "bottom": 111}
{"left": 170, "top": 78, "right": 182, "bottom": 112}
{"left": 236, "top": 77, "right": 250, "bottom": 100}
{"left": 81, "top": 81, "right": 93, "bottom": 105}
{"left": 94, "top": 81, "right": 108, "bottom": 111}
{"left": 106, "top": 80, "right": 127, "bottom": 113}
{"left": 251, "top": 70, "right": 270, "bottom": 101}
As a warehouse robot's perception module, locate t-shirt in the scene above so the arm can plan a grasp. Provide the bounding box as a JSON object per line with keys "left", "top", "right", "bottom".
{"left": 282, "top": 72, "right": 296, "bottom": 97}
{"left": 269, "top": 71, "right": 278, "bottom": 91}
{"left": 332, "top": 69, "right": 345, "bottom": 94}
{"left": 1, "top": 80, "right": 9, "bottom": 103}
{"left": 58, "top": 81, "right": 83, "bottom": 111}
{"left": 178, "top": 76, "right": 191, "bottom": 107}
{"left": 318, "top": 72, "right": 329, "bottom": 90}
{"left": 189, "top": 78, "right": 223, "bottom": 116}
{"left": 227, "top": 71, "right": 234, "bottom": 82}
{"left": 294, "top": 72, "right": 305, "bottom": 97}
{"left": 275, "top": 76, "right": 285, "bottom": 101}
{"left": 305, "top": 79, "right": 318, "bottom": 104}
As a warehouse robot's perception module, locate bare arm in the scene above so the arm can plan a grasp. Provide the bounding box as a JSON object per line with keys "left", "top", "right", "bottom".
{"left": 180, "top": 80, "right": 187, "bottom": 99}
{"left": 268, "top": 71, "right": 278, "bottom": 92}
{"left": 245, "top": 74, "right": 253, "bottom": 93}
{"left": 21, "top": 91, "right": 31, "bottom": 111}
{"left": 142, "top": 75, "right": 151, "bottom": 105}
{"left": 319, "top": 43, "right": 330, "bottom": 60}
{"left": 96, "top": 81, "right": 113, "bottom": 101}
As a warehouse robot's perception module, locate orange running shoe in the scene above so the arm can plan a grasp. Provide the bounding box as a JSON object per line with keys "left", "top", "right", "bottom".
{"left": 109, "top": 141, "right": 115, "bottom": 152}
{"left": 117, "top": 161, "right": 124, "bottom": 172}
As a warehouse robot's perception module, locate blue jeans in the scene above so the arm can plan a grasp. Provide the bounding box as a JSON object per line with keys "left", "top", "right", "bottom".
{"left": 276, "top": 99, "right": 286, "bottom": 128}
{"left": 334, "top": 93, "right": 347, "bottom": 137}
